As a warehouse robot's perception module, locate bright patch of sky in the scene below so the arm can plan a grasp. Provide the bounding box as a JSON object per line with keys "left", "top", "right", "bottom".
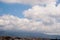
{"left": 0, "top": 2, "right": 31, "bottom": 18}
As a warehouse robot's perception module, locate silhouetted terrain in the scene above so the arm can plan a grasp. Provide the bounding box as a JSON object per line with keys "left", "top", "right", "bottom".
{"left": 0, "top": 36, "right": 60, "bottom": 40}
{"left": 0, "top": 36, "right": 50, "bottom": 40}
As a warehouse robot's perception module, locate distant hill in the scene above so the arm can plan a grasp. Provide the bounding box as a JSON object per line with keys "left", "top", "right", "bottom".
{"left": 0, "top": 30, "right": 60, "bottom": 39}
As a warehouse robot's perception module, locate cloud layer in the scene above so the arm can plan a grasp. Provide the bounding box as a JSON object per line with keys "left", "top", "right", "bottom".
{"left": 0, "top": 0, "right": 56, "bottom": 5}
{"left": 24, "top": 4, "right": 60, "bottom": 20}
{"left": 23, "top": 4, "right": 60, "bottom": 35}
{"left": 0, "top": 0, "right": 60, "bottom": 35}
{"left": 0, "top": 13, "right": 60, "bottom": 35}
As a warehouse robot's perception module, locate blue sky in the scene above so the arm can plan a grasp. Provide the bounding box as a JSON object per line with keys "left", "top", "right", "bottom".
{"left": 0, "top": 2, "right": 31, "bottom": 18}
{"left": 0, "top": 0, "right": 60, "bottom": 37}
{"left": 0, "top": 0, "right": 60, "bottom": 18}
{"left": 0, "top": 0, "right": 59, "bottom": 31}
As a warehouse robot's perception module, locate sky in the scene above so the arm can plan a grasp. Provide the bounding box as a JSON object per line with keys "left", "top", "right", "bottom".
{"left": 0, "top": 0, "right": 60, "bottom": 36}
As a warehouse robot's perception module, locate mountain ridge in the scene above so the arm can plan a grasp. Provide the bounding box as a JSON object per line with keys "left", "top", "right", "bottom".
{"left": 0, "top": 30, "right": 60, "bottom": 39}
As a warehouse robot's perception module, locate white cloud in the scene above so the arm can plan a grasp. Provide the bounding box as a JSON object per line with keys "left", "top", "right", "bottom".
{"left": 0, "top": 0, "right": 57, "bottom": 5}
{"left": 0, "top": 14, "right": 60, "bottom": 35}
{"left": 0, "top": 0, "right": 60, "bottom": 35}
{"left": 23, "top": 4, "right": 60, "bottom": 35}
{"left": 24, "top": 4, "right": 60, "bottom": 20}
